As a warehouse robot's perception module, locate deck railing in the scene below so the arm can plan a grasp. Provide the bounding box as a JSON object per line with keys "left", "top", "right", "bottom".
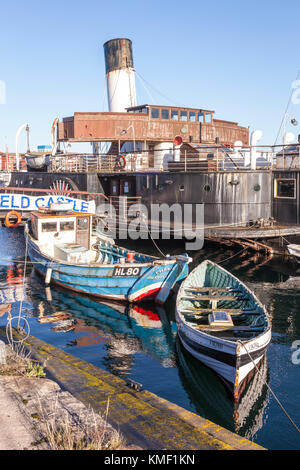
{"left": 1, "top": 143, "right": 300, "bottom": 174}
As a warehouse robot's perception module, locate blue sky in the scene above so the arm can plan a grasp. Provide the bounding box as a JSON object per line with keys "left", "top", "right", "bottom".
{"left": 1, "top": 0, "right": 300, "bottom": 152}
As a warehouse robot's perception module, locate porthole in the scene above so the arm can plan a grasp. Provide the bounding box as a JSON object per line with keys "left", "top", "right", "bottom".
{"left": 179, "top": 185, "right": 184, "bottom": 191}
{"left": 203, "top": 184, "right": 211, "bottom": 192}
{"left": 253, "top": 184, "right": 261, "bottom": 192}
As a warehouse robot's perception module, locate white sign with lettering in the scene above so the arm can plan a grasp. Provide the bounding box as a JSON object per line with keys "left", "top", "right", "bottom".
{"left": 0, "top": 194, "right": 95, "bottom": 213}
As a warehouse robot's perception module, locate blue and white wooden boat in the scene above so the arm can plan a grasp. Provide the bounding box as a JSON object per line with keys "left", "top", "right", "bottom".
{"left": 176, "top": 260, "right": 271, "bottom": 401}
{"left": 25, "top": 206, "right": 191, "bottom": 303}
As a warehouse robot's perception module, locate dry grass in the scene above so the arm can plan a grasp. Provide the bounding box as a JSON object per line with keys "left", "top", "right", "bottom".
{"left": 42, "top": 398, "right": 125, "bottom": 450}
{"left": 1, "top": 343, "right": 127, "bottom": 451}
{"left": 0, "top": 343, "right": 31, "bottom": 376}
{"left": 0, "top": 343, "right": 46, "bottom": 378}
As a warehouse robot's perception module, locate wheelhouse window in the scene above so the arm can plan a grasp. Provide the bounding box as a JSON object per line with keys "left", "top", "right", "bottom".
{"left": 180, "top": 111, "right": 187, "bottom": 121}
{"left": 161, "top": 108, "right": 169, "bottom": 119}
{"left": 77, "top": 217, "right": 89, "bottom": 230}
{"left": 198, "top": 112, "right": 204, "bottom": 123}
{"left": 275, "top": 179, "right": 296, "bottom": 198}
{"left": 60, "top": 221, "right": 75, "bottom": 231}
{"left": 41, "top": 222, "right": 58, "bottom": 232}
{"left": 205, "top": 113, "right": 212, "bottom": 123}
{"left": 151, "top": 108, "right": 159, "bottom": 119}
{"left": 189, "top": 111, "right": 196, "bottom": 122}
{"left": 171, "top": 110, "right": 178, "bottom": 120}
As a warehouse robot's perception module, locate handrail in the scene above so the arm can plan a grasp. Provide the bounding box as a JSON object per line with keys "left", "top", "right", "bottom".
{"left": 1, "top": 142, "right": 299, "bottom": 174}
{"left": 0, "top": 187, "right": 109, "bottom": 200}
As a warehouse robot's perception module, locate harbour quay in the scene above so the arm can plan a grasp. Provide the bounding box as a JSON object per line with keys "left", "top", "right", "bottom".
{"left": 0, "top": 329, "right": 264, "bottom": 451}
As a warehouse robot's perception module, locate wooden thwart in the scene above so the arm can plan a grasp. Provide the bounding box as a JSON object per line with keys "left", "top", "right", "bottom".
{"left": 196, "top": 325, "right": 262, "bottom": 333}
{"left": 183, "top": 295, "right": 238, "bottom": 301}
{"left": 185, "top": 287, "right": 238, "bottom": 293}
{"left": 182, "top": 308, "right": 243, "bottom": 316}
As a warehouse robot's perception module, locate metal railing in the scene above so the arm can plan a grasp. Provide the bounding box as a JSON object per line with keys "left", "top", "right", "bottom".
{"left": 48, "top": 149, "right": 275, "bottom": 173}
{"left": 1, "top": 143, "right": 300, "bottom": 174}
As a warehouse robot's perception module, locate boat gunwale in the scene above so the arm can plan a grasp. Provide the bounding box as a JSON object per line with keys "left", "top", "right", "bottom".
{"left": 25, "top": 223, "right": 178, "bottom": 270}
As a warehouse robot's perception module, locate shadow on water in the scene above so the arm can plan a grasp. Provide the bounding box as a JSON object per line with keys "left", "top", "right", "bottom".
{"left": 1, "top": 227, "right": 300, "bottom": 448}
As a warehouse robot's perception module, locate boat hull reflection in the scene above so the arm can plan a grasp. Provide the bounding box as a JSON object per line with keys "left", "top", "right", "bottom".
{"left": 176, "top": 338, "right": 269, "bottom": 438}
{"left": 30, "top": 271, "right": 177, "bottom": 373}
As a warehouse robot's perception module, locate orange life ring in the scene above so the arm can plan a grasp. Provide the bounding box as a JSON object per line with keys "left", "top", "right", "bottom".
{"left": 4, "top": 210, "right": 22, "bottom": 228}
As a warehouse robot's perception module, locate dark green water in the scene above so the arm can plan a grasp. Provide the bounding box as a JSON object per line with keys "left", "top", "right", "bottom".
{"left": 0, "top": 227, "right": 299, "bottom": 450}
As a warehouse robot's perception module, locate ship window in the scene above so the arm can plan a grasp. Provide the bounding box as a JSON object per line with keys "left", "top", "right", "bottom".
{"left": 205, "top": 113, "right": 212, "bottom": 123}
{"left": 141, "top": 107, "right": 148, "bottom": 114}
{"left": 60, "top": 221, "right": 75, "bottom": 231}
{"left": 161, "top": 109, "right": 169, "bottom": 119}
{"left": 171, "top": 110, "right": 178, "bottom": 120}
{"left": 198, "top": 112, "right": 204, "bottom": 123}
{"left": 204, "top": 184, "right": 211, "bottom": 192}
{"left": 275, "top": 179, "right": 296, "bottom": 198}
{"left": 180, "top": 111, "right": 187, "bottom": 121}
{"left": 41, "top": 222, "right": 58, "bottom": 232}
{"left": 189, "top": 112, "right": 196, "bottom": 122}
{"left": 151, "top": 108, "right": 159, "bottom": 119}
{"left": 77, "top": 217, "right": 89, "bottom": 230}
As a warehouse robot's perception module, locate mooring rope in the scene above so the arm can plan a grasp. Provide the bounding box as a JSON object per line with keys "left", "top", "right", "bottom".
{"left": 6, "top": 231, "right": 30, "bottom": 345}
{"left": 140, "top": 214, "right": 167, "bottom": 258}
{"left": 239, "top": 341, "right": 300, "bottom": 435}
{"left": 217, "top": 247, "right": 249, "bottom": 265}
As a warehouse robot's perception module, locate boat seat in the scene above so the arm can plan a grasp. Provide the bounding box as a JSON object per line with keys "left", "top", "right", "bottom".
{"left": 182, "top": 308, "right": 243, "bottom": 316}
{"left": 196, "top": 325, "right": 265, "bottom": 333}
{"left": 185, "top": 287, "right": 242, "bottom": 293}
{"left": 182, "top": 294, "right": 238, "bottom": 301}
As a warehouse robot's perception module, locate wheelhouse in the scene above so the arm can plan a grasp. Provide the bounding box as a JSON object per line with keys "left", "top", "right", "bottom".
{"left": 30, "top": 209, "right": 93, "bottom": 251}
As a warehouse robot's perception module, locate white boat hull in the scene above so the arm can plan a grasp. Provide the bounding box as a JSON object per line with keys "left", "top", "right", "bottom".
{"left": 176, "top": 310, "right": 271, "bottom": 396}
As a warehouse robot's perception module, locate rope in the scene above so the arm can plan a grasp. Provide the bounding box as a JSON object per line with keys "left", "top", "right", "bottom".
{"left": 274, "top": 68, "right": 300, "bottom": 146}
{"left": 6, "top": 231, "right": 30, "bottom": 344}
{"left": 240, "top": 341, "right": 300, "bottom": 434}
{"left": 141, "top": 215, "right": 167, "bottom": 258}
{"left": 217, "top": 247, "right": 249, "bottom": 265}
{"left": 135, "top": 71, "right": 183, "bottom": 107}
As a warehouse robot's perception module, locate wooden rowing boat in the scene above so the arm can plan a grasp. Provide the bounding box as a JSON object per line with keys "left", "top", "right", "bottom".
{"left": 176, "top": 259, "right": 271, "bottom": 401}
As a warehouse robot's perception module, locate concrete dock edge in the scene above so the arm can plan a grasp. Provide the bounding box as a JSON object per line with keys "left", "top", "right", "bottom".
{"left": 0, "top": 329, "right": 265, "bottom": 450}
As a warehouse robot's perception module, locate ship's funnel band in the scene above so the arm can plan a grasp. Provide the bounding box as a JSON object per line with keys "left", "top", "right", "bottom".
{"left": 104, "top": 38, "right": 134, "bottom": 74}
{"left": 104, "top": 38, "right": 137, "bottom": 113}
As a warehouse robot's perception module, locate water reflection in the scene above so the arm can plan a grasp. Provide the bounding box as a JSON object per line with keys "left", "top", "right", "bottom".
{"left": 29, "top": 270, "right": 177, "bottom": 377}
{"left": 176, "top": 338, "right": 269, "bottom": 439}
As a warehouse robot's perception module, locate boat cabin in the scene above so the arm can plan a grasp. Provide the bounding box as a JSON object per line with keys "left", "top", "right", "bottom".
{"left": 30, "top": 207, "right": 93, "bottom": 263}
